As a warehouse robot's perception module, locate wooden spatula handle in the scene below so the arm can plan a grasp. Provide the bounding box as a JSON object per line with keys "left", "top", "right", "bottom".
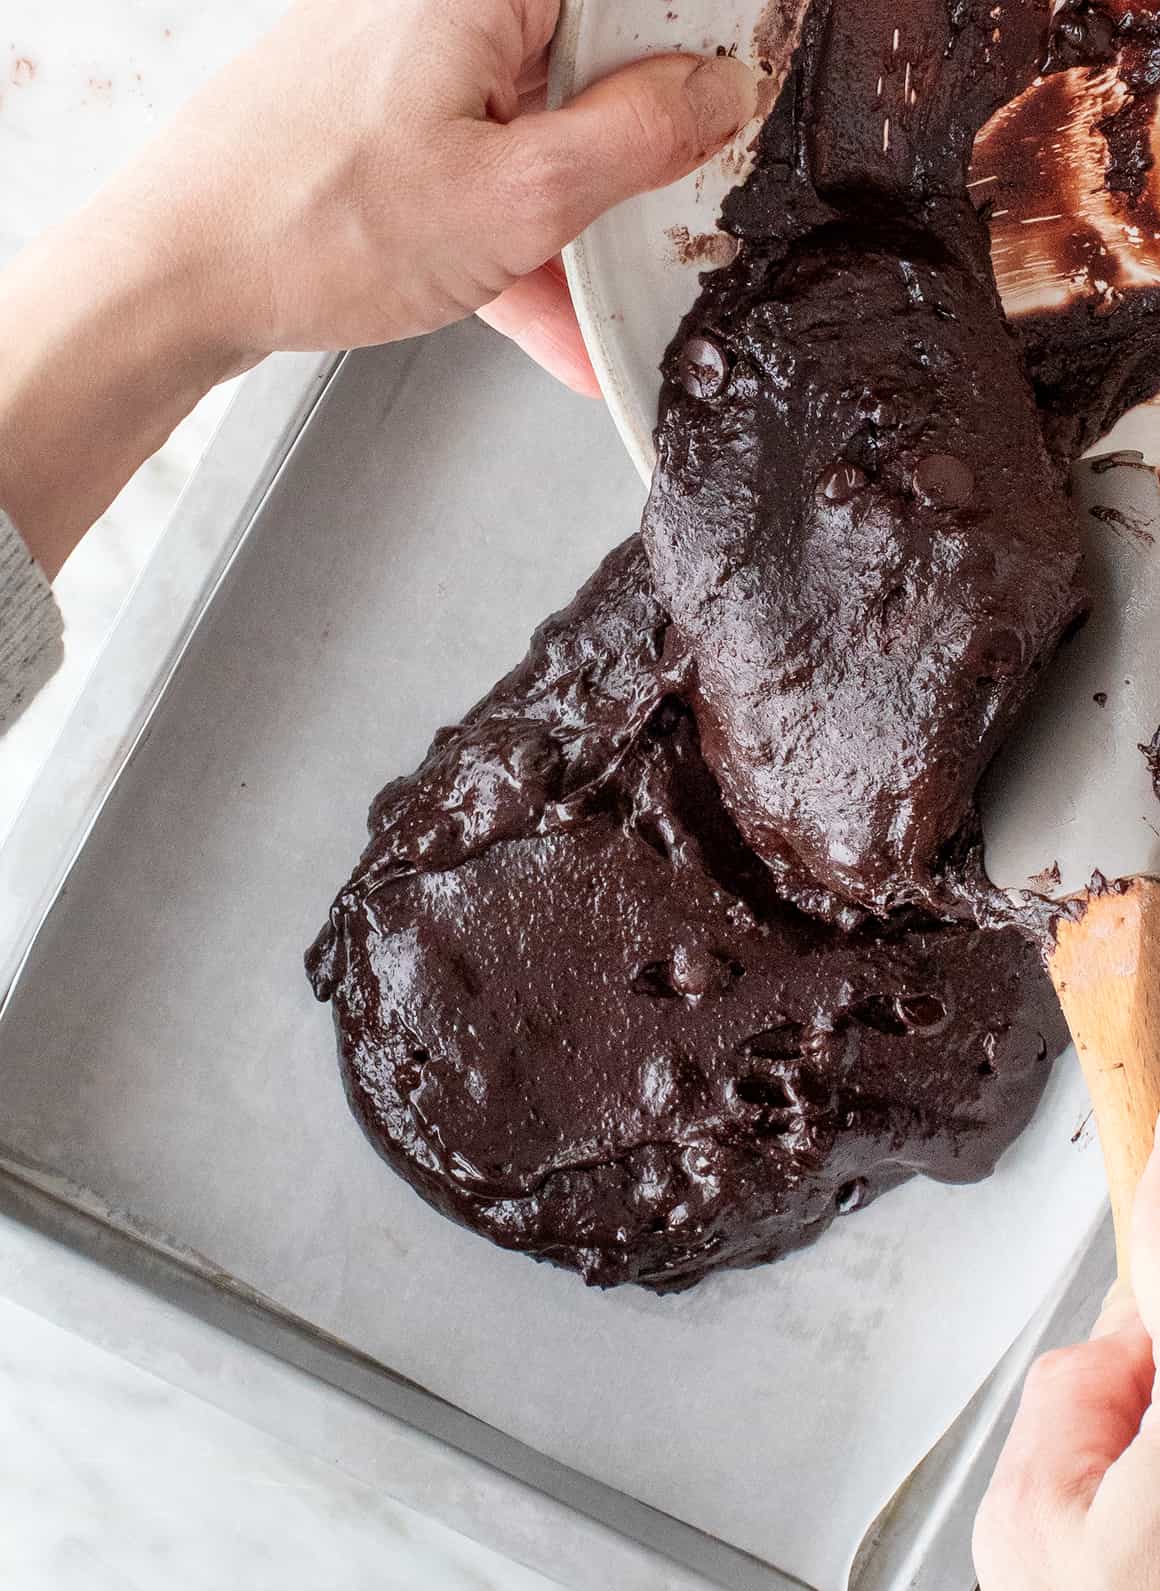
{"left": 1050, "top": 878, "right": 1160, "bottom": 1283}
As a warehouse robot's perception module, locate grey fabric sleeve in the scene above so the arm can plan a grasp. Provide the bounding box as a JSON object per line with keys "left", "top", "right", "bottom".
{"left": 0, "top": 508, "right": 64, "bottom": 735}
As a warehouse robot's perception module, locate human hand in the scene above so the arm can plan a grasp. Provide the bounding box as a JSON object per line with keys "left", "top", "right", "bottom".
{"left": 111, "top": 0, "right": 758, "bottom": 394}
{"left": 973, "top": 1122, "right": 1160, "bottom": 1589}
{"left": 0, "top": 1, "right": 756, "bottom": 577}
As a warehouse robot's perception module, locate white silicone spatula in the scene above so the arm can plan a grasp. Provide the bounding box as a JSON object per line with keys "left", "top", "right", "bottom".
{"left": 982, "top": 452, "right": 1160, "bottom": 1280}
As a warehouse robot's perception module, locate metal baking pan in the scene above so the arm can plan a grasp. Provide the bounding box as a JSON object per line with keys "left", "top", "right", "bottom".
{"left": 0, "top": 326, "right": 1112, "bottom": 1590}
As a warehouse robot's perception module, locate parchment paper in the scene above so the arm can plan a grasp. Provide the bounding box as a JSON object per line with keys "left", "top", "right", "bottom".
{"left": 0, "top": 326, "right": 1108, "bottom": 1590}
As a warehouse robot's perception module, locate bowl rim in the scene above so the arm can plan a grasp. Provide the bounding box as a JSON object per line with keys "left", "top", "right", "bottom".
{"left": 548, "top": 0, "right": 658, "bottom": 486}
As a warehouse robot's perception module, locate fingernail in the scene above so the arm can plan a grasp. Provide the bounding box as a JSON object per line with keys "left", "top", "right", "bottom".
{"left": 1091, "top": 1276, "right": 1140, "bottom": 1338}
{"left": 684, "top": 57, "right": 760, "bottom": 152}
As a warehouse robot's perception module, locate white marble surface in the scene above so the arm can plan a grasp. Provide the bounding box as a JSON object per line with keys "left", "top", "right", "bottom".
{"left": 0, "top": 1293, "right": 560, "bottom": 1591}
{"left": 0, "top": 1184, "right": 726, "bottom": 1591}
{"left": 0, "top": 8, "right": 595, "bottom": 1590}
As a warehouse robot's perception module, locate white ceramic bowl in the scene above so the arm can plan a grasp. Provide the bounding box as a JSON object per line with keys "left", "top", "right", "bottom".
{"left": 549, "top": 0, "right": 774, "bottom": 483}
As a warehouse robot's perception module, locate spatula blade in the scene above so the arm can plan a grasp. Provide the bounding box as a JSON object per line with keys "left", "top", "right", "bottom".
{"left": 981, "top": 452, "right": 1160, "bottom": 900}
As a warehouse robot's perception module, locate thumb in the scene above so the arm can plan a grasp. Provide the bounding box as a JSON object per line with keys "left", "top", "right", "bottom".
{"left": 500, "top": 53, "right": 758, "bottom": 267}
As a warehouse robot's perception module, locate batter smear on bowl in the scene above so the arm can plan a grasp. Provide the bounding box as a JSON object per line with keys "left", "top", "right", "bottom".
{"left": 308, "top": 0, "right": 1160, "bottom": 1290}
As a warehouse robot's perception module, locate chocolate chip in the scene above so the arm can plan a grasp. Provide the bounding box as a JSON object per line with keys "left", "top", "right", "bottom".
{"left": 836, "top": 1178, "right": 868, "bottom": 1214}
{"left": 678, "top": 336, "right": 730, "bottom": 400}
{"left": 817, "top": 463, "right": 869, "bottom": 504}
{"left": 734, "top": 1073, "right": 794, "bottom": 1111}
{"left": 913, "top": 453, "right": 974, "bottom": 507}
{"left": 671, "top": 944, "right": 733, "bottom": 999}
{"left": 742, "top": 1022, "right": 805, "bottom": 1062}
{"left": 896, "top": 993, "right": 948, "bottom": 1032}
{"left": 851, "top": 994, "right": 908, "bottom": 1036}
{"left": 1048, "top": 0, "right": 1118, "bottom": 66}
{"left": 631, "top": 960, "right": 680, "bottom": 999}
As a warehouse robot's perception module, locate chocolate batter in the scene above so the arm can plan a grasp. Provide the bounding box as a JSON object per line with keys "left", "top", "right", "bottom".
{"left": 307, "top": 542, "right": 1066, "bottom": 1290}
{"left": 1142, "top": 727, "right": 1160, "bottom": 801}
{"left": 308, "top": 0, "right": 1160, "bottom": 1288}
{"left": 641, "top": 0, "right": 1146, "bottom": 913}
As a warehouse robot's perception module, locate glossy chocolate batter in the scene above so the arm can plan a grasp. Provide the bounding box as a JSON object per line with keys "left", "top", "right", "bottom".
{"left": 642, "top": 0, "right": 1148, "bottom": 914}
{"left": 307, "top": 541, "right": 1066, "bottom": 1289}
{"left": 308, "top": 0, "right": 1160, "bottom": 1289}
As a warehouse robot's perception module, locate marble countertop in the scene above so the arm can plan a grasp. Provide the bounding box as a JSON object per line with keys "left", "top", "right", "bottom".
{"left": 0, "top": 8, "right": 650, "bottom": 1589}
{"left": 0, "top": 1290, "right": 559, "bottom": 1591}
